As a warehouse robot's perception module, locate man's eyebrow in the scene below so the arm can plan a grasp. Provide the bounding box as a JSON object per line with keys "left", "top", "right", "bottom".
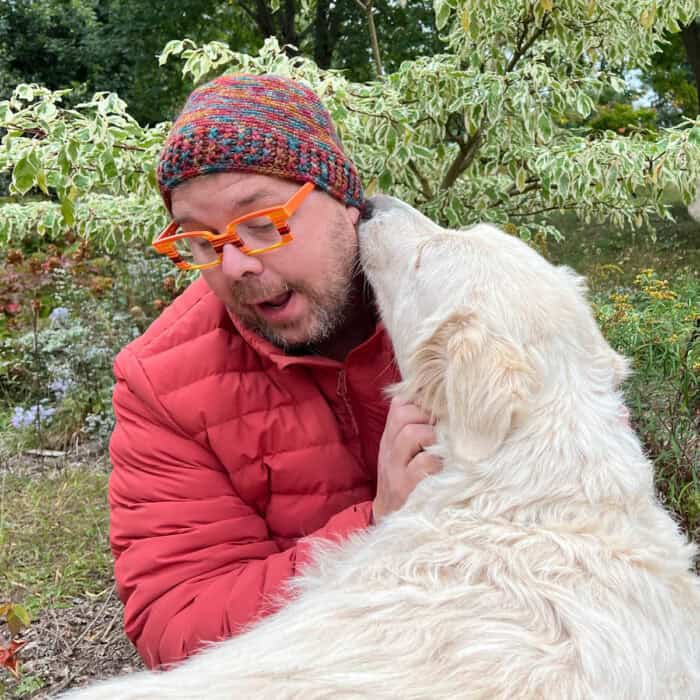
{"left": 172, "top": 190, "right": 278, "bottom": 225}
{"left": 233, "top": 189, "right": 277, "bottom": 209}
{"left": 172, "top": 213, "right": 207, "bottom": 227}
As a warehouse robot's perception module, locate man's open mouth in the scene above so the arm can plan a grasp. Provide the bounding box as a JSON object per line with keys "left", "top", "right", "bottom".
{"left": 257, "top": 291, "right": 293, "bottom": 309}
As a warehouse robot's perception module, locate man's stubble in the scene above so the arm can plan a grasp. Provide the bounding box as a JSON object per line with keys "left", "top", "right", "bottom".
{"left": 229, "top": 211, "right": 363, "bottom": 354}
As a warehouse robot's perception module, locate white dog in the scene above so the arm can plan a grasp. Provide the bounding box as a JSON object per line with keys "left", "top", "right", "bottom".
{"left": 63, "top": 196, "right": 700, "bottom": 699}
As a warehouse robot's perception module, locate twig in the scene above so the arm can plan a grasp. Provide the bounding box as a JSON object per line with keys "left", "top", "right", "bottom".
{"left": 66, "top": 584, "right": 115, "bottom": 655}
{"left": 48, "top": 661, "right": 90, "bottom": 696}
{"left": 49, "top": 606, "right": 68, "bottom": 654}
{"left": 25, "top": 449, "right": 66, "bottom": 458}
{"left": 100, "top": 607, "right": 121, "bottom": 642}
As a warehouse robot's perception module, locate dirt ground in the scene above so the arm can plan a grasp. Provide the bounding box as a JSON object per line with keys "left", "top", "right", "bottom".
{"left": 0, "top": 449, "right": 145, "bottom": 698}
{"left": 4, "top": 589, "right": 144, "bottom": 697}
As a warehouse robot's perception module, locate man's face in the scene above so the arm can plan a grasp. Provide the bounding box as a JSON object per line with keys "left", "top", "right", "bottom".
{"left": 170, "top": 172, "right": 362, "bottom": 353}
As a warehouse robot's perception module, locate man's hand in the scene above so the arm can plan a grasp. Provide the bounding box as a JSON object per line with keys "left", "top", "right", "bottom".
{"left": 372, "top": 397, "right": 443, "bottom": 524}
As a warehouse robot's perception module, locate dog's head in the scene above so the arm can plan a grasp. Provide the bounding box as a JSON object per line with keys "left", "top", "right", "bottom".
{"left": 359, "top": 195, "right": 629, "bottom": 463}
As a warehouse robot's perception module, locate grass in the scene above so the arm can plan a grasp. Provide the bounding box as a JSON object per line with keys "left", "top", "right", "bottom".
{"left": 545, "top": 204, "right": 700, "bottom": 286}
{"left": 0, "top": 466, "right": 112, "bottom": 615}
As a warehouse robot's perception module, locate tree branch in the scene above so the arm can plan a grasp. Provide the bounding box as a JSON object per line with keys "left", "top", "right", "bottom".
{"left": 408, "top": 160, "right": 434, "bottom": 201}
{"left": 506, "top": 180, "right": 540, "bottom": 197}
{"left": 506, "top": 12, "right": 551, "bottom": 73}
{"left": 354, "top": 0, "right": 384, "bottom": 77}
{"left": 441, "top": 129, "right": 483, "bottom": 190}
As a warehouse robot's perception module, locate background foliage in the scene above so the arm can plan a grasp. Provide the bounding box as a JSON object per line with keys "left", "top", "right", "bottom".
{"left": 0, "top": 0, "right": 698, "bottom": 690}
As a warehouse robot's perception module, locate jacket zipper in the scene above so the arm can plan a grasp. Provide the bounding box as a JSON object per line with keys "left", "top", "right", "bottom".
{"left": 337, "top": 369, "right": 359, "bottom": 436}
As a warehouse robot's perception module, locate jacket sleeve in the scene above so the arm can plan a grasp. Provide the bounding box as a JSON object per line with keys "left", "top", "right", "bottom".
{"left": 108, "top": 349, "right": 373, "bottom": 670}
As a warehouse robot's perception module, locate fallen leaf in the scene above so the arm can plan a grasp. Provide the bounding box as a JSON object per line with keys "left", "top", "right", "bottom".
{"left": 0, "top": 640, "right": 26, "bottom": 678}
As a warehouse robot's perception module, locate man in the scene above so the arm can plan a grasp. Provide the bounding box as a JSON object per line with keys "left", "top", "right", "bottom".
{"left": 109, "top": 73, "right": 441, "bottom": 669}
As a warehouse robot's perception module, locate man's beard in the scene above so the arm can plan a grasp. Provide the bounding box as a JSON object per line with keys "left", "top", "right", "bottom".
{"left": 229, "top": 229, "right": 361, "bottom": 355}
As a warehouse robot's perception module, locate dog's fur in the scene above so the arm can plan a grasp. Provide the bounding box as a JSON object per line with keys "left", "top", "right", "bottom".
{"left": 64, "top": 196, "right": 700, "bottom": 699}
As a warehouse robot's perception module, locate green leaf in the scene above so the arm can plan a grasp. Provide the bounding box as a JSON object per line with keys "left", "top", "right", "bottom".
{"left": 379, "top": 169, "right": 394, "bottom": 192}
{"left": 36, "top": 169, "right": 49, "bottom": 195}
{"left": 435, "top": 0, "right": 452, "bottom": 31}
{"left": 386, "top": 128, "right": 397, "bottom": 154}
{"left": 100, "top": 152, "right": 118, "bottom": 179}
{"left": 12, "top": 153, "right": 39, "bottom": 194}
{"left": 67, "top": 140, "right": 79, "bottom": 161}
{"left": 61, "top": 196, "right": 76, "bottom": 227}
{"left": 15, "top": 84, "right": 34, "bottom": 101}
{"left": 158, "top": 40, "right": 184, "bottom": 66}
{"left": 74, "top": 174, "right": 92, "bottom": 190}
{"left": 558, "top": 172, "right": 571, "bottom": 199}
{"left": 575, "top": 92, "right": 593, "bottom": 118}
{"left": 6, "top": 604, "right": 30, "bottom": 636}
{"left": 537, "top": 112, "right": 553, "bottom": 141}
{"left": 413, "top": 145, "right": 434, "bottom": 159}
{"left": 36, "top": 101, "right": 58, "bottom": 121}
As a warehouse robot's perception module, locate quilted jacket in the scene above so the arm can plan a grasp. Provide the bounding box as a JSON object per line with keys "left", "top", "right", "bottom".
{"left": 108, "top": 277, "right": 399, "bottom": 668}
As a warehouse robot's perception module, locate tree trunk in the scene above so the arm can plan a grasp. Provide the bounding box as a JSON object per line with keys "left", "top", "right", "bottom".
{"left": 681, "top": 20, "right": 700, "bottom": 118}
{"left": 281, "top": 0, "right": 300, "bottom": 49}
{"left": 252, "top": 0, "right": 277, "bottom": 39}
{"left": 313, "top": 0, "right": 342, "bottom": 69}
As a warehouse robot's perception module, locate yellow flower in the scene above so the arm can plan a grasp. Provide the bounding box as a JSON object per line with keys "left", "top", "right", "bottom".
{"left": 646, "top": 289, "right": 677, "bottom": 301}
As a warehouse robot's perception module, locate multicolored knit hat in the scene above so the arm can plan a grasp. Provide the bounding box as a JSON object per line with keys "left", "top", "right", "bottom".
{"left": 157, "top": 73, "right": 364, "bottom": 212}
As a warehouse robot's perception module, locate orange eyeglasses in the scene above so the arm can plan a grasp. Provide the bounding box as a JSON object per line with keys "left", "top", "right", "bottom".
{"left": 152, "top": 181, "right": 315, "bottom": 270}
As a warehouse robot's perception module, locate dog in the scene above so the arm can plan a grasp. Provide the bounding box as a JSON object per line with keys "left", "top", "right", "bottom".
{"left": 63, "top": 195, "right": 700, "bottom": 699}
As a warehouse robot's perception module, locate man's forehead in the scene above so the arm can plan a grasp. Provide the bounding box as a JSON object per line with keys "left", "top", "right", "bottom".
{"left": 170, "top": 172, "right": 295, "bottom": 223}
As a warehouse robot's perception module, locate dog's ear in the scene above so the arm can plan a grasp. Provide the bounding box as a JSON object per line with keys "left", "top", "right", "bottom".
{"left": 403, "top": 310, "right": 539, "bottom": 462}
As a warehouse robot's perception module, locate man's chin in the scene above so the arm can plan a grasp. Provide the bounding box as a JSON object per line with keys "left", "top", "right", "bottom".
{"left": 260, "top": 324, "right": 315, "bottom": 353}
{"left": 248, "top": 310, "right": 346, "bottom": 355}
{"left": 235, "top": 310, "right": 315, "bottom": 351}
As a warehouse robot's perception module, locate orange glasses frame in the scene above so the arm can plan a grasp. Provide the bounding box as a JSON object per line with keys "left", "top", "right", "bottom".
{"left": 152, "top": 181, "right": 315, "bottom": 271}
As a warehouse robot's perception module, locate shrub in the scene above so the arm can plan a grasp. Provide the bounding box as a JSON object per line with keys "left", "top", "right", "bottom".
{"left": 595, "top": 268, "right": 700, "bottom": 540}
{"left": 0, "top": 247, "right": 184, "bottom": 450}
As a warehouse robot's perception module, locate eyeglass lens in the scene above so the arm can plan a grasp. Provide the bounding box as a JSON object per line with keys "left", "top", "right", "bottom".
{"left": 173, "top": 216, "right": 283, "bottom": 264}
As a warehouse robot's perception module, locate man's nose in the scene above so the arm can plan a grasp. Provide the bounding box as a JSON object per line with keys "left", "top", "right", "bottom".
{"left": 220, "top": 243, "right": 264, "bottom": 280}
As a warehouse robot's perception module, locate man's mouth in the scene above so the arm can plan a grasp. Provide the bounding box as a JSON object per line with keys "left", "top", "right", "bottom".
{"left": 256, "top": 290, "right": 294, "bottom": 310}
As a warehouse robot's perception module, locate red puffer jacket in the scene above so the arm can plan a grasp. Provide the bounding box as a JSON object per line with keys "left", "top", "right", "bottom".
{"left": 108, "top": 277, "right": 398, "bottom": 669}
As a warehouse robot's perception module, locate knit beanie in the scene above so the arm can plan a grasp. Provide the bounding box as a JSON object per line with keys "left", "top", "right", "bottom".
{"left": 157, "top": 73, "right": 364, "bottom": 212}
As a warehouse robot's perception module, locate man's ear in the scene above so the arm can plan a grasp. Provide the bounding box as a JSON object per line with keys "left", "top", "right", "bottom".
{"left": 400, "top": 310, "right": 539, "bottom": 462}
{"left": 346, "top": 205, "right": 360, "bottom": 226}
